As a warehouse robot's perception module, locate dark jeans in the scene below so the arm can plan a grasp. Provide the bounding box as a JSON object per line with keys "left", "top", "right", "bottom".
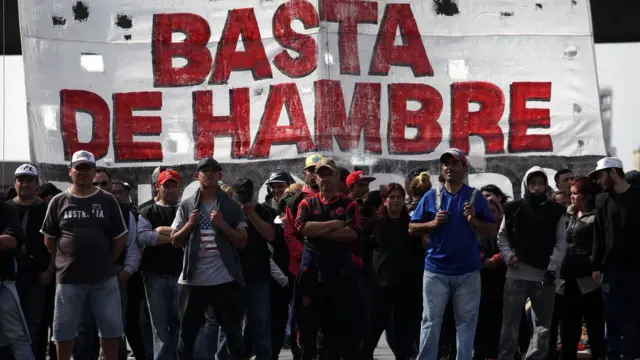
{"left": 294, "top": 250, "right": 357, "bottom": 360}
{"left": 177, "top": 281, "right": 245, "bottom": 360}
{"left": 270, "top": 278, "right": 292, "bottom": 360}
{"left": 218, "top": 281, "right": 271, "bottom": 360}
{"left": 362, "top": 284, "right": 421, "bottom": 360}
{"left": 17, "top": 280, "right": 47, "bottom": 358}
{"left": 556, "top": 280, "right": 605, "bottom": 360}
{"left": 602, "top": 269, "right": 640, "bottom": 360}
{"left": 474, "top": 287, "right": 503, "bottom": 360}
{"left": 126, "top": 272, "right": 148, "bottom": 360}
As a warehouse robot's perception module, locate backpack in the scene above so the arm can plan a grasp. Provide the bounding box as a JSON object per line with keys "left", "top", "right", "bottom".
{"left": 435, "top": 185, "right": 479, "bottom": 212}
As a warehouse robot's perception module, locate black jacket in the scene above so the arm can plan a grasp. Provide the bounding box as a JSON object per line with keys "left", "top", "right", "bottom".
{"left": 504, "top": 199, "right": 565, "bottom": 270}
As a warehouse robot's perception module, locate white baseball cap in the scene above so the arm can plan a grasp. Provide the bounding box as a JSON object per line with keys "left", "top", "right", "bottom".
{"left": 589, "top": 157, "right": 624, "bottom": 177}
{"left": 14, "top": 164, "right": 38, "bottom": 178}
{"left": 71, "top": 150, "right": 96, "bottom": 168}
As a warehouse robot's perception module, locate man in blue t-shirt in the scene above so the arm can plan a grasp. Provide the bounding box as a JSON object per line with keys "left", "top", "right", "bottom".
{"left": 409, "top": 148, "right": 497, "bottom": 360}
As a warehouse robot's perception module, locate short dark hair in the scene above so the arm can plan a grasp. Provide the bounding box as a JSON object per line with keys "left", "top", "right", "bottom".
{"left": 480, "top": 184, "right": 510, "bottom": 204}
{"left": 38, "top": 183, "right": 62, "bottom": 198}
{"left": 95, "top": 167, "right": 112, "bottom": 180}
{"left": 554, "top": 169, "right": 573, "bottom": 183}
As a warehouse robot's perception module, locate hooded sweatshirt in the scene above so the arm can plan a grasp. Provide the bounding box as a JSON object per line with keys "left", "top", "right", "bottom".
{"left": 497, "top": 166, "right": 567, "bottom": 282}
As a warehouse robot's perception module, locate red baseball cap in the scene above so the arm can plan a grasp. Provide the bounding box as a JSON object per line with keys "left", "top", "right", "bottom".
{"left": 158, "top": 169, "right": 182, "bottom": 185}
{"left": 346, "top": 171, "right": 376, "bottom": 188}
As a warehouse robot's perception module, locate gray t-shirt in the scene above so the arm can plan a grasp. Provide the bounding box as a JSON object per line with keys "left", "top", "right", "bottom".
{"left": 40, "top": 188, "right": 128, "bottom": 284}
{"left": 171, "top": 199, "right": 247, "bottom": 286}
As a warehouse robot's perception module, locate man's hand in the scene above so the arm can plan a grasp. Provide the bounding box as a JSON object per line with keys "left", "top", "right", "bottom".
{"left": 435, "top": 211, "right": 449, "bottom": 226}
{"left": 463, "top": 202, "right": 475, "bottom": 222}
{"left": 38, "top": 269, "right": 54, "bottom": 286}
{"left": 241, "top": 201, "right": 256, "bottom": 214}
{"left": 118, "top": 270, "right": 132, "bottom": 283}
{"left": 211, "top": 210, "right": 225, "bottom": 227}
{"left": 508, "top": 255, "right": 519, "bottom": 268}
{"left": 187, "top": 210, "right": 201, "bottom": 227}
{"left": 592, "top": 271, "right": 601, "bottom": 286}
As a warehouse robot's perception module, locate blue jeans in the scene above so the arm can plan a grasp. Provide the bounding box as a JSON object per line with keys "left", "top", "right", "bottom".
{"left": 417, "top": 270, "right": 481, "bottom": 360}
{"left": 0, "top": 281, "right": 34, "bottom": 360}
{"left": 218, "top": 281, "right": 271, "bottom": 360}
{"left": 143, "top": 273, "right": 180, "bottom": 360}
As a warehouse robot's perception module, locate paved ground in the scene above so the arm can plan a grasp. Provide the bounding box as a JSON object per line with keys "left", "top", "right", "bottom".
{"left": 276, "top": 335, "right": 394, "bottom": 360}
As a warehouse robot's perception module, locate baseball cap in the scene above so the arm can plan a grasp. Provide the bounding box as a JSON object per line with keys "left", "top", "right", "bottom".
{"left": 71, "top": 150, "right": 96, "bottom": 168}
{"left": 589, "top": 157, "right": 624, "bottom": 177}
{"left": 338, "top": 167, "right": 351, "bottom": 182}
{"left": 151, "top": 166, "right": 170, "bottom": 184}
{"left": 266, "top": 169, "right": 292, "bottom": 185}
{"left": 346, "top": 171, "right": 376, "bottom": 188}
{"left": 315, "top": 158, "right": 338, "bottom": 174}
{"left": 158, "top": 169, "right": 182, "bottom": 185}
{"left": 439, "top": 148, "right": 469, "bottom": 166}
{"left": 305, "top": 153, "right": 325, "bottom": 170}
{"left": 14, "top": 164, "right": 38, "bottom": 178}
{"left": 232, "top": 178, "right": 254, "bottom": 203}
{"left": 197, "top": 157, "right": 222, "bottom": 172}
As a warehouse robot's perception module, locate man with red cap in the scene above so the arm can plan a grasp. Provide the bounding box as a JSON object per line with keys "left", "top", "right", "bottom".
{"left": 137, "top": 169, "right": 184, "bottom": 360}
{"left": 345, "top": 171, "right": 376, "bottom": 201}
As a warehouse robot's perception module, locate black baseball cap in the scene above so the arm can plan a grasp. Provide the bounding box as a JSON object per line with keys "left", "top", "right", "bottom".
{"left": 338, "top": 167, "right": 351, "bottom": 182}
{"left": 266, "top": 169, "right": 293, "bottom": 185}
{"left": 232, "top": 178, "right": 254, "bottom": 203}
{"left": 197, "top": 157, "right": 222, "bottom": 172}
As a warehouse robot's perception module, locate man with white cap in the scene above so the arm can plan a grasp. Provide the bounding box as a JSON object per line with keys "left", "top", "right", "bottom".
{"left": 7, "top": 164, "right": 51, "bottom": 358}
{"left": 590, "top": 157, "right": 640, "bottom": 360}
{"left": 409, "top": 148, "right": 496, "bottom": 360}
{"left": 40, "top": 150, "right": 128, "bottom": 360}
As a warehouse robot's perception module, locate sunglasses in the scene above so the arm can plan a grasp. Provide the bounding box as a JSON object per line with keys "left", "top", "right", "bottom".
{"left": 93, "top": 181, "right": 109, "bottom": 187}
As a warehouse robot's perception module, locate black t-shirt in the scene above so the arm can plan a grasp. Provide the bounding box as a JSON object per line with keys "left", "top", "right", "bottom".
{"left": 294, "top": 193, "right": 360, "bottom": 254}
{"left": 239, "top": 204, "right": 276, "bottom": 282}
{"left": 40, "top": 189, "right": 128, "bottom": 284}
{"left": 139, "top": 203, "right": 183, "bottom": 276}
{"left": 593, "top": 185, "right": 640, "bottom": 271}
{"left": 0, "top": 202, "right": 25, "bottom": 281}
{"left": 7, "top": 198, "right": 50, "bottom": 277}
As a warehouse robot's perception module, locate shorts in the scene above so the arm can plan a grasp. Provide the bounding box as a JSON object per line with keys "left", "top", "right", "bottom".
{"left": 52, "top": 276, "right": 123, "bottom": 342}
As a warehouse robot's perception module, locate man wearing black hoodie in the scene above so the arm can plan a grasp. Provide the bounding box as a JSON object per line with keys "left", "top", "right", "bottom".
{"left": 497, "top": 167, "right": 566, "bottom": 360}
{"left": 590, "top": 157, "right": 640, "bottom": 360}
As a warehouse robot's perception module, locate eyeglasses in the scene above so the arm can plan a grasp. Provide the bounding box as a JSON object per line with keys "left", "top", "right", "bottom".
{"left": 93, "top": 181, "right": 109, "bottom": 187}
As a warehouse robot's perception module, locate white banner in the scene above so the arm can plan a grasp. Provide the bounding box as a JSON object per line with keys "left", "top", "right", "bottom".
{"left": 18, "top": 0, "right": 606, "bottom": 169}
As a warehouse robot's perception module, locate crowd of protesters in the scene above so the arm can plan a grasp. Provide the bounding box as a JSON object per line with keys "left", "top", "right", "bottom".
{"left": 1, "top": 147, "right": 640, "bottom": 360}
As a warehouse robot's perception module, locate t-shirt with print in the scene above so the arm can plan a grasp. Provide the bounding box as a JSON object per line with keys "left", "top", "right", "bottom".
{"left": 410, "top": 184, "right": 495, "bottom": 276}
{"left": 171, "top": 199, "right": 248, "bottom": 286}
{"left": 40, "top": 188, "right": 128, "bottom": 284}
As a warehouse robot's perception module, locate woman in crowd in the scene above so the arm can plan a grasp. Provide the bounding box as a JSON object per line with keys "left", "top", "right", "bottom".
{"left": 474, "top": 194, "right": 507, "bottom": 360}
{"left": 361, "top": 183, "right": 423, "bottom": 360}
{"left": 408, "top": 172, "right": 432, "bottom": 215}
{"left": 555, "top": 177, "right": 605, "bottom": 360}
{"left": 481, "top": 184, "right": 509, "bottom": 206}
